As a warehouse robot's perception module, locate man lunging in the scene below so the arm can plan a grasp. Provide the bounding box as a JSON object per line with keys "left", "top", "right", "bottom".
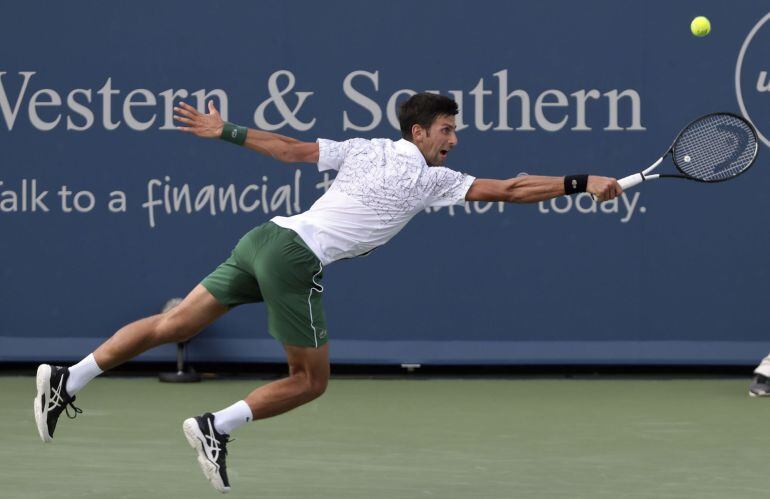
{"left": 34, "top": 93, "right": 621, "bottom": 493}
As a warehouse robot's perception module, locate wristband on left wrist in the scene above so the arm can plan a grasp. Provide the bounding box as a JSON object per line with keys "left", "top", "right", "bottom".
{"left": 220, "top": 122, "right": 248, "bottom": 146}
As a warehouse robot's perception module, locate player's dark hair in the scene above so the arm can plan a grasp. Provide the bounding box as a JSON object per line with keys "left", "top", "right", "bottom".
{"left": 398, "top": 93, "right": 458, "bottom": 140}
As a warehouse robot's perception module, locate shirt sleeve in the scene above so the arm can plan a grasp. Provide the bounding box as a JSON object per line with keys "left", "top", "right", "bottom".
{"left": 317, "top": 138, "right": 353, "bottom": 172}
{"left": 425, "top": 167, "right": 476, "bottom": 208}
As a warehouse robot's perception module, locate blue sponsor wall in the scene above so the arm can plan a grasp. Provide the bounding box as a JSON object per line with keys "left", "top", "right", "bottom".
{"left": 2, "top": 1, "right": 770, "bottom": 364}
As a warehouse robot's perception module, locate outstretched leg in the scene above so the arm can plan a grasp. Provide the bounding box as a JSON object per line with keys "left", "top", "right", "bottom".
{"left": 34, "top": 284, "right": 227, "bottom": 442}
{"left": 93, "top": 284, "right": 228, "bottom": 371}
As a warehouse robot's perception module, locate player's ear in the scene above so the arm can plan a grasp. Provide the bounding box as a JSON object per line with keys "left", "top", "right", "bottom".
{"left": 411, "top": 123, "right": 424, "bottom": 142}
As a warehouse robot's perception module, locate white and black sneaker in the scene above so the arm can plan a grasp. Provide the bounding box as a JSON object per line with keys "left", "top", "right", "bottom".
{"left": 749, "top": 374, "right": 770, "bottom": 397}
{"left": 33, "top": 364, "right": 82, "bottom": 442}
{"left": 183, "top": 413, "right": 232, "bottom": 493}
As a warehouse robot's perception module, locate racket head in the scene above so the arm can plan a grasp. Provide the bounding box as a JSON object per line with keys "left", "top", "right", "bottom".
{"left": 669, "top": 112, "right": 759, "bottom": 183}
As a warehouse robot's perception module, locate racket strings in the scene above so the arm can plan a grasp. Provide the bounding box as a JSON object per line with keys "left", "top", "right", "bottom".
{"left": 673, "top": 114, "right": 757, "bottom": 181}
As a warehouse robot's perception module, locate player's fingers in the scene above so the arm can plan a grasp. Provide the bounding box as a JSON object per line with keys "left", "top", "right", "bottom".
{"left": 597, "top": 187, "right": 607, "bottom": 202}
{"left": 208, "top": 100, "right": 218, "bottom": 115}
{"left": 176, "top": 126, "right": 194, "bottom": 132}
{"left": 179, "top": 101, "right": 200, "bottom": 115}
{"left": 174, "top": 115, "right": 193, "bottom": 125}
{"left": 174, "top": 106, "right": 197, "bottom": 119}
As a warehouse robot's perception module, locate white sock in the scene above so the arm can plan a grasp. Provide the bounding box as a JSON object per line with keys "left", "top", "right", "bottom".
{"left": 66, "top": 353, "right": 103, "bottom": 396}
{"left": 755, "top": 354, "right": 770, "bottom": 377}
{"left": 213, "top": 400, "right": 253, "bottom": 435}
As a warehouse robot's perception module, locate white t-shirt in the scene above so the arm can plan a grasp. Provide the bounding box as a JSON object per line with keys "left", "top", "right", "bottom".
{"left": 272, "top": 138, "right": 475, "bottom": 265}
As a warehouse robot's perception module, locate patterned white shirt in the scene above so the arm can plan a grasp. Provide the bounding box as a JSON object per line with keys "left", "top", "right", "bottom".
{"left": 272, "top": 138, "right": 475, "bottom": 265}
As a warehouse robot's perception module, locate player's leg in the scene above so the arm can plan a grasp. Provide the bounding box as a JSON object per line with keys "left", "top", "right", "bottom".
{"left": 245, "top": 342, "right": 330, "bottom": 419}
{"left": 93, "top": 284, "right": 227, "bottom": 371}
{"left": 34, "top": 284, "right": 228, "bottom": 442}
{"left": 182, "top": 343, "right": 329, "bottom": 493}
{"left": 34, "top": 232, "right": 265, "bottom": 444}
{"left": 182, "top": 222, "right": 329, "bottom": 493}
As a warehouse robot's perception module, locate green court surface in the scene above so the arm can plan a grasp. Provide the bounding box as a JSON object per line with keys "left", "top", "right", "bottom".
{"left": 3, "top": 375, "right": 770, "bottom": 499}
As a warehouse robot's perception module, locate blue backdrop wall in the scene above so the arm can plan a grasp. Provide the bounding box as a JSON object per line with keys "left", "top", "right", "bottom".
{"left": 2, "top": 1, "right": 770, "bottom": 364}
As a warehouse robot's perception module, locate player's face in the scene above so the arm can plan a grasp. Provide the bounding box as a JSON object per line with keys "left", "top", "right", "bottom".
{"left": 414, "top": 115, "right": 458, "bottom": 166}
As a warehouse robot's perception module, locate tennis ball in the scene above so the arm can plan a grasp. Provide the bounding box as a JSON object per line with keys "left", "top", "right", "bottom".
{"left": 691, "top": 16, "right": 711, "bottom": 37}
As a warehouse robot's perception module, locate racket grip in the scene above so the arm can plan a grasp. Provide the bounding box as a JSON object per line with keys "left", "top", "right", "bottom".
{"left": 617, "top": 173, "right": 645, "bottom": 191}
{"left": 591, "top": 173, "right": 645, "bottom": 202}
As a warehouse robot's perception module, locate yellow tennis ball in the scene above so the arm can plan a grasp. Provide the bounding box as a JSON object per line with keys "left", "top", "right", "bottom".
{"left": 691, "top": 16, "right": 711, "bottom": 37}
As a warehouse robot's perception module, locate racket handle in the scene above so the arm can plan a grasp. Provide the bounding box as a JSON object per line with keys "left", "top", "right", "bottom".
{"left": 617, "top": 173, "right": 645, "bottom": 191}
{"left": 591, "top": 173, "right": 645, "bottom": 202}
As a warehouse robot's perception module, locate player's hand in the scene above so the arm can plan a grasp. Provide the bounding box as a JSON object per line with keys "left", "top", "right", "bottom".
{"left": 174, "top": 101, "right": 224, "bottom": 139}
{"left": 587, "top": 175, "right": 622, "bottom": 202}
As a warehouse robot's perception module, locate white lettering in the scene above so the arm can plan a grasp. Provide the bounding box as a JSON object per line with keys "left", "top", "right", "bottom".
{"left": 604, "top": 89, "right": 645, "bottom": 131}
{"left": 123, "top": 89, "right": 157, "bottom": 131}
{"left": 343, "top": 70, "right": 382, "bottom": 131}
{"left": 254, "top": 70, "right": 315, "bottom": 131}
{"left": 469, "top": 78, "right": 493, "bottom": 131}
{"left": 73, "top": 190, "right": 95, "bottom": 212}
{"left": 571, "top": 90, "right": 601, "bottom": 131}
{"left": 551, "top": 195, "right": 572, "bottom": 214}
{"left": 538, "top": 193, "right": 643, "bottom": 222}
{"left": 574, "top": 193, "right": 597, "bottom": 213}
{"left": 58, "top": 185, "right": 73, "bottom": 212}
{"left": 494, "top": 69, "right": 534, "bottom": 131}
{"left": 66, "top": 89, "right": 94, "bottom": 131}
{"left": 0, "top": 71, "right": 36, "bottom": 130}
{"left": 108, "top": 191, "right": 127, "bottom": 213}
{"left": 97, "top": 78, "right": 121, "bottom": 130}
{"left": 620, "top": 192, "right": 640, "bottom": 223}
{"left": 757, "top": 71, "right": 770, "bottom": 92}
{"left": 239, "top": 185, "right": 260, "bottom": 212}
{"left": 28, "top": 89, "right": 62, "bottom": 131}
{"left": 534, "top": 89, "right": 569, "bottom": 132}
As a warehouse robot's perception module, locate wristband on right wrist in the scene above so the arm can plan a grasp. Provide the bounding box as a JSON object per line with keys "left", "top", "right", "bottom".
{"left": 220, "top": 122, "right": 248, "bottom": 146}
{"left": 564, "top": 174, "right": 588, "bottom": 195}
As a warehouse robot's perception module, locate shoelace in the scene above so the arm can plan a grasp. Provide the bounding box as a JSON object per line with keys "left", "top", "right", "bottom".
{"left": 220, "top": 437, "right": 234, "bottom": 457}
{"left": 63, "top": 400, "right": 83, "bottom": 419}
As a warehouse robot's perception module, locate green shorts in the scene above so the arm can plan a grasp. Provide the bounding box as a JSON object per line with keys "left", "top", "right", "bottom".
{"left": 201, "top": 221, "right": 328, "bottom": 348}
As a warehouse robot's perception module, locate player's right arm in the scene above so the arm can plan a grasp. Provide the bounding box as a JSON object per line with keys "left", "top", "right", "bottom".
{"left": 173, "top": 101, "right": 319, "bottom": 164}
{"left": 466, "top": 176, "right": 621, "bottom": 203}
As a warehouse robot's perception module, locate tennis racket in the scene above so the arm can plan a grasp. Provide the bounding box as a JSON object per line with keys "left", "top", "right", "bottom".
{"left": 598, "top": 112, "right": 759, "bottom": 199}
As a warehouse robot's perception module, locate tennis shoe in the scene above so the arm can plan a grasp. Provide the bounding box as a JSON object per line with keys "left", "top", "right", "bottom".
{"left": 33, "top": 364, "right": 82, "bottom": 442}
{"left": 749, "top": 374, "right": 770, "bottom": 397}
{"left": 183, "top": 413, "right": 232, "bottom": 493}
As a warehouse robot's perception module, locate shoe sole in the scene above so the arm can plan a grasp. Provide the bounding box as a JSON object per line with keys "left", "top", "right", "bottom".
{"left": 182, "top": 418, "right": 230, "bottom": 494}
{"left": 33, "top": 364, "right": 53, "bottom": 443}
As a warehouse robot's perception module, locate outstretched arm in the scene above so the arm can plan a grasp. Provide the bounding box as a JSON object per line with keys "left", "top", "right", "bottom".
{"left": 466, "top": 175, "right": 621, "bottom": 203}
{"left": 174, "top": 101, "right": 319, "bottom": 163}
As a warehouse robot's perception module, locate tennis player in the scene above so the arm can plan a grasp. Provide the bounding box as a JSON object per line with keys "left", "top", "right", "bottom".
{"left": 33, "top": 93, "right": 621, "bottom": 493}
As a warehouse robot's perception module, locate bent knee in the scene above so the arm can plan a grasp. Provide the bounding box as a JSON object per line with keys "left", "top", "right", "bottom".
{"left": 308, "top": 376, "right": 328, "bottom": 398}
{"left": 294, "top": 372, "right": 328, "bottom": 400}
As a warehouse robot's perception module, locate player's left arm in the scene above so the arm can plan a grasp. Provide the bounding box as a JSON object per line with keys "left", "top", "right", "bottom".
{"left": 465, "top": 176, "right": 621, "bottom": 203}
{"left": 174, "top": 101, "right": 319, "bottom": 164}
